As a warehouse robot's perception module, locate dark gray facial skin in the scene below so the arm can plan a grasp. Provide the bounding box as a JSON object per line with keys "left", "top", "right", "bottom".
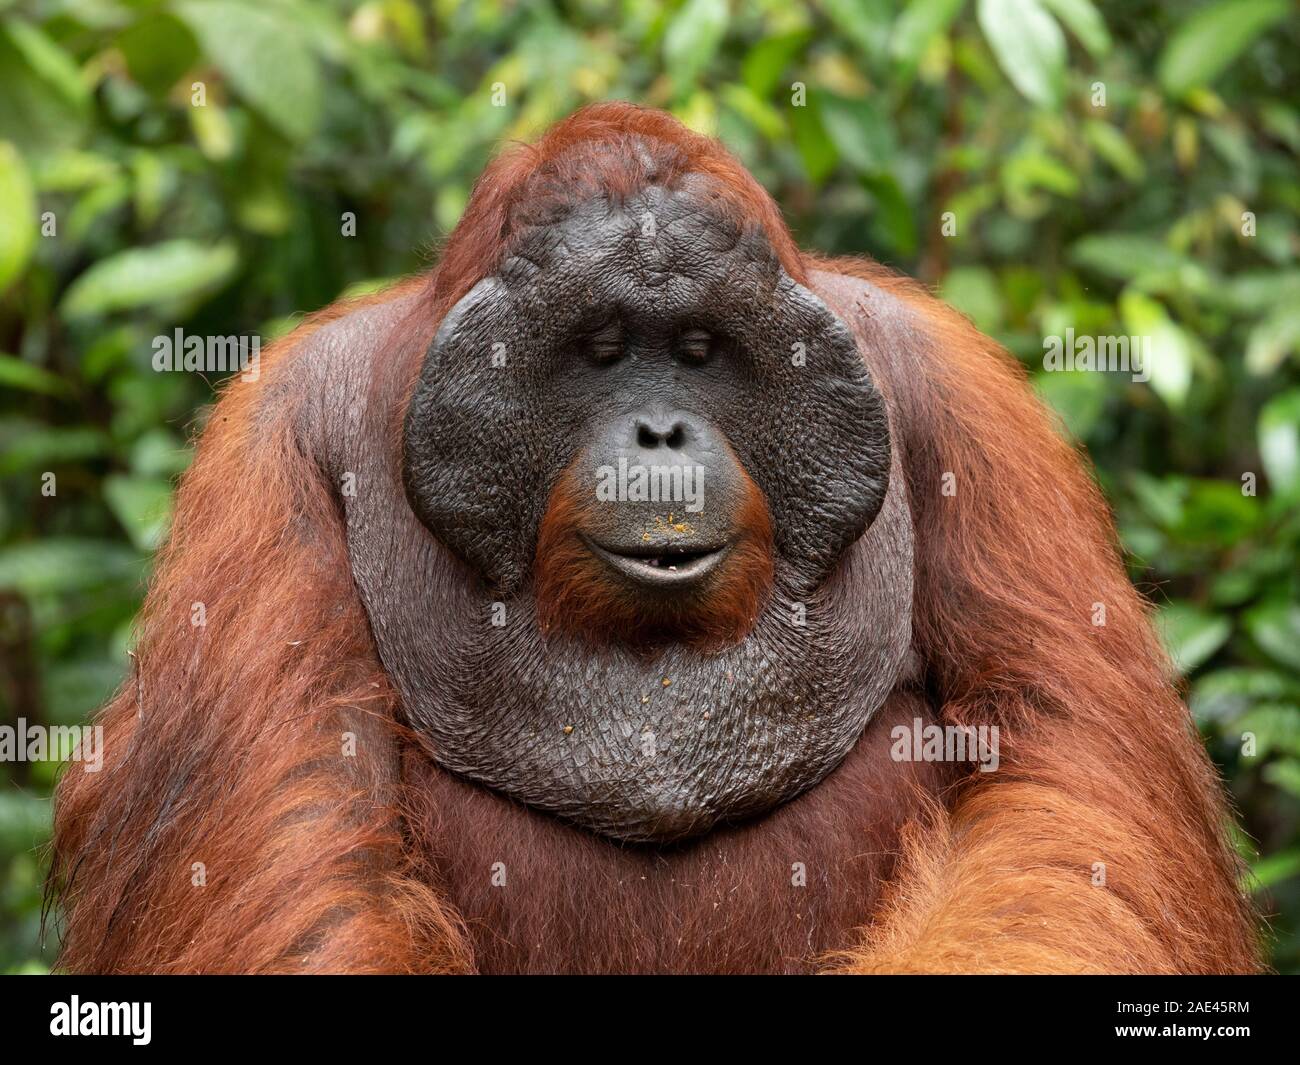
{"left": 343, "top": 179, "right": 913, "bottom": 843}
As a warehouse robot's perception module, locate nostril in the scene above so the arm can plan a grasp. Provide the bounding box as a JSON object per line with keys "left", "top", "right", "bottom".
{"left": 634, "top": 417, "right": 690, "bottom": 450}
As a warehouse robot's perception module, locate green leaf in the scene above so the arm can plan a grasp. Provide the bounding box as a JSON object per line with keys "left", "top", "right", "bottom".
{"left": 0, "top": 424, "right": 109, "bottom": 476}
{"left": 1258, "top": 389, "right": 1300, "bottom": 498}
{"left": 942, "top": 266, "right": 1003, "bottom": 332}
{"left": 1157, "top": 0, "right": 1289, "bottom": 98}
{"left": 117, "top": 13, "right": 200, "bottom": 96}
{"left": 1245, "top": 306, "right": 1300, "bottom": 376}
{"left": 1234, "top": 704, "right": 1300, "bottom": 759}
{"left": 864, "top": 173, "right": 917, "bottom": 256}
{"left": 0, "top": 353, "right": 66, "bottom": 397}
{"left": 67, "top": 175, "right": 131, "bottom": 243}
{"left": 1176, "top": 480, "right": 1261, "bottom": 547}
{"left": 1263, "top": 759, "right": 1300, "bottom": 801}
{"left": 1128, "top": 471, "right": 1186, "bottom": 530}
{"left": 104, "top": 474, "right": 174, "bottom": 552}
{"left": 1120, "top": 290, "right": 1194, "bottom": 409}
{"left": 892, "top": 0, "right": 965, "bottom": 66}
{"left": 977, "top": 0, "right": 1066, "bottom": 108}
{"left": 1034, "top": 368, "right": 1107, "bottom": 441}
{"left": 0, "top": 793, "right": 50, "bottom": 854}
{"left": 1246, "top": 603, "right": 1300, "bottom": 673}
{"left": 177, "top": 1, "right": 323, "bottom": 141}
{"left": 662, "top": 0, "right": 728, "bottom": 98}
{"left": 720, "top": 84, "right": 785, "bottom": 140}
{"left": 30, "top": 149, "right": 119, "bottom": 193}
{"left": 741, "top": 31, "right": 809, "bottom": 98}
{"left": 130, "top": 428, "right": 193, "bottom": 478}
{"left": 789, "top": 100, "right": 838, "bottom": 184}
{"left": 60, "top": 239, "right": 238, "bottom": 319}
{"left": 1084, "top": 119, "right": 1145, "bottom": 181}
{"left": 45, "top": 657, "right": 126, "bottom": 726}
{"left": 1157, "top": 602, "right": 1231, "bottom": 676}
{"left": 1069, "top": 234, "right": 1190, "bottom": 281}
{"left": 0, "top": 21, "right": 89, "bottom": 156}
{"left": 1003, "top": 147, "right": 1079, "bottom": 197}
{"left": 1192, "top": 668, "right": 1300, "bottom": 724}
{"left": 820, "top": 95, "right": 893, "bottom": 174}
{"left": 1212, "top": 271, "right": 1300, "bottom": 315}
{"left": 821, "top": 0, "right": 892, "bottom": 61}
{"left": 0, "top": 141, "right": 36, "bottom": 293}
{"left": 1041, "top": 0, "right": 1110, "bottom": 58}
{"left": 1251, "top": 847, "right": 1300, "bottom": 891}
{"left": 0, "top": 539, "right": 143, "bottom": 596}
{"left": 1261, "top": 102, "right": 1300, "bottom": 153}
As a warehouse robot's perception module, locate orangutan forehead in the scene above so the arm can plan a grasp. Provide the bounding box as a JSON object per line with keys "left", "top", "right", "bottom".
{"left": 497, "top": 178, "right": 783, "bottom": 299}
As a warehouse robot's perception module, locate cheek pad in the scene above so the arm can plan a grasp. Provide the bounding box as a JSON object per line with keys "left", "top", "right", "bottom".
{"left": 403, "top": 277, "right": 559, "bottom": 593}
{"left": 687, "top": 275, "right": 890, "bottom": 586}
{"left": 403, "top": 187, "right": 890, "bottom": 595}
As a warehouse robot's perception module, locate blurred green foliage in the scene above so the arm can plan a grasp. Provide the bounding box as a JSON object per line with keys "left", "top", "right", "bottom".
{"left": 0, "top": 0, "right": 1297, "bottom": 973}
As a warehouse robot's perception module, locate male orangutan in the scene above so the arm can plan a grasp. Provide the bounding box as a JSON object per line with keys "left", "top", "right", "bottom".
{"left": 51, "top": 103, "right": 1259, "bottom": 974}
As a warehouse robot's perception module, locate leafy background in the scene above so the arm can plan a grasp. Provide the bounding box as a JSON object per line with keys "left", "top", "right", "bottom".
{"left": 1, "top": 0, "right": 1298, "bottom": 973}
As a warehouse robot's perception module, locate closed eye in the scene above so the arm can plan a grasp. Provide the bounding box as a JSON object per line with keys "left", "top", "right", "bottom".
{"left": 677, "top": 329, "right": 714, "bottom": 364}
{"left": 586, "top": 321, "right": 624, "bottom": 364}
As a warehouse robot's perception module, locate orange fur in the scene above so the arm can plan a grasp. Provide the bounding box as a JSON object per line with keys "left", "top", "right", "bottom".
{"left": 51, "top": 304, "right": 471, "bottom": 974}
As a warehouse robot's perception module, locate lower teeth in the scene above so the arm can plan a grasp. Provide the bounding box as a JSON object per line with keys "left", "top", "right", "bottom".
{"left": 642, "top": 556, "right": 689, "bottom": 570}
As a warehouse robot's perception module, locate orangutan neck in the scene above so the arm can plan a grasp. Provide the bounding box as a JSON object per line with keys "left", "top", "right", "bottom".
{"left": 404, "top": 688, "right": 951, "bottom": 974}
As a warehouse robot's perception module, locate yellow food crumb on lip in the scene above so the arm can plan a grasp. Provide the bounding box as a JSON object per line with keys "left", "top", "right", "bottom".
{"left": 562, "top": 724, "right": 574, "bottom": 735}
{"left": 648, "top": 514, "right": 694, "bottom": 537}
